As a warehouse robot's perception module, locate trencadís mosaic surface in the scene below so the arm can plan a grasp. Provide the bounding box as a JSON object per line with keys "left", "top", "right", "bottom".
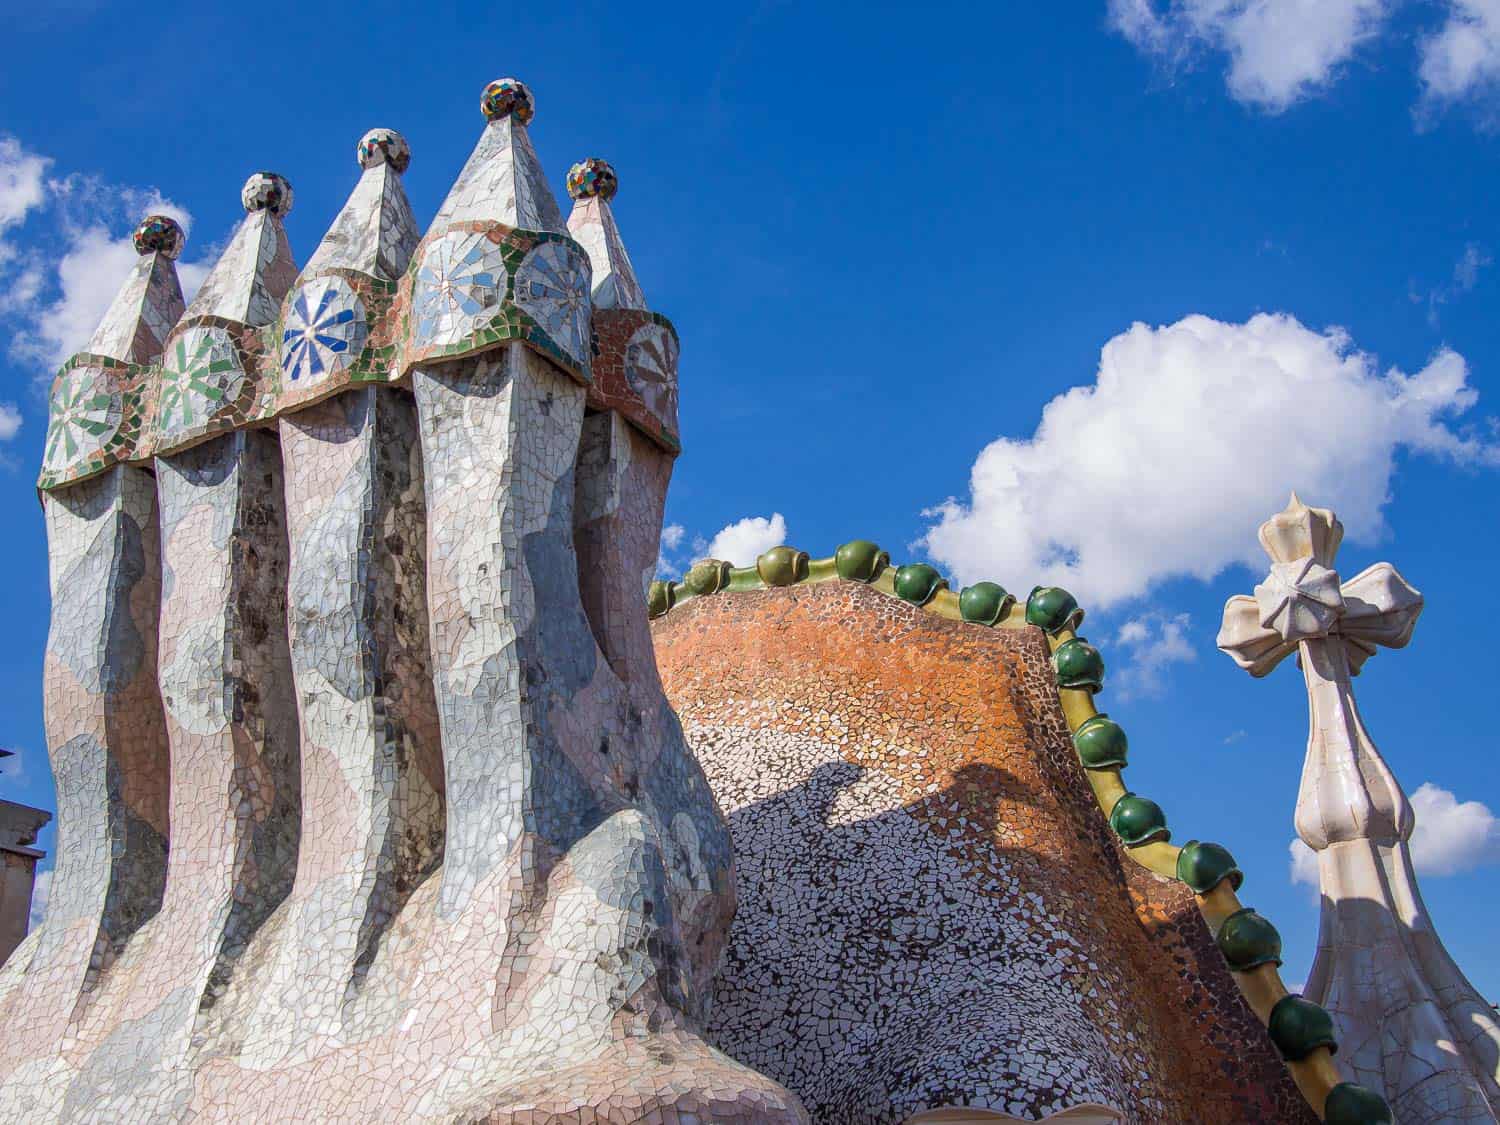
{"left": 7, "top": 77, "right": 783, "bottom": 1125}
{"left": 654, "top": 579, "right": 1309, "bottom": 1123}
{"left": 8, "top": 73, "right": 1396, "bottom": 1125}
{"left": 36, "top": 93, "right": 679, "bottom": 495}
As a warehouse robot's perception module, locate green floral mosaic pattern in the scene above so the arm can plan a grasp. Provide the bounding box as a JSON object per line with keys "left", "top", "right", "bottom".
{"left": 157, "top": 326, "right": 245, "bottom": 436}
{"left": 44, "top": 365, "right": 123, "bottom": 476}
{"left": 38, "top": 355, "right": 150, "bottom": 491}
{"left": 40, "top": 224, "right": 600, "bottom": 492}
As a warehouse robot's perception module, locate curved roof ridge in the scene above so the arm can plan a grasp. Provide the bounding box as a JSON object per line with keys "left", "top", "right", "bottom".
{"left": 648, "top": 539, "right": 1392, "bottom": 1125}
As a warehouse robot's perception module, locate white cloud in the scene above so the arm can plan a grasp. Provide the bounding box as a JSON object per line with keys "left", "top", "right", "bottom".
{"left": 920, "top": 313, "right": 1497, "bottom": 608}
{"left": 1290, "top": 782, "right": 1500, "bottom": 886}
{"left": 1412, "top": 242, "right": 1492, "bottom": 324}
{"left": 707, "top": 512, "right": 789, "bottom": 567}
{"left": 657, "top": 523, "right": 689, "bottom": 578}
{"left": 1223, "top": 728, "right": 1248, "bottom": 744}
{"left": 1419, "top": 0, "right": 1500, "bottom": 109}
{"left": 0, "top": 137, "right": 50, "bottom": 258}
{"left": 19, "top": 225, "right": 145, "bottom": 368}
{"left": 1110, "top": 0, "right": 1394, "bottom": 112}
{"left": 1112, "top": 612, "right": 1197, "bottom": 698}
{"left": 0, "top": 146, "right": 211, "bottom": 377}
{"left": 1290, "top": 838, "right": 1321, "bottom": 886}
{"left": 28, "top": 868, "right": 49, "bottom": 931}
{"left": 1454, "top": 241, "right": 1492, "bottom": 288}
{"left": 1109, "top": 0, "right": 1181, "bottom": 55}
{"left": 656, "top": 517, "right": 791, "bottom": 577}
{"left": 9, "top": 186, "right": 208, "bottom": 373}
{"left": 1409, "top": 781, "right": 1500, "bottom": 874}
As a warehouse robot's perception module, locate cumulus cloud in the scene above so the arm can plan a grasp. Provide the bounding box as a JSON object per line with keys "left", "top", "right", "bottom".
{"left": 707, "top": 512, "right": 789, "bottom": 567}
{"left": 920, "top": 313, "right": 1497, "bottom": 608}
{"left": 1109, "top": 0, "right": 1182, "bottom": 56}
{"left": 1113, "top": 613, "right": 1197, "bottom": 698}
{"left": 1419, "top": 0, "right": 1500, "bottom": 111}
{"left": 1289, "top": 837, "right": 1322, "bottom": 888}
{"left": 656, "top": 515, "right": 793, "bottom": 576}
{"left": 1407, "top": 781, "right": 1500, "bottom": 874}
{"left": 0, "top": 143, "right": 211, "bottom": 380}
{"left": 1290, "top": 782, "right": 1500, "bottom": 886}
{"left": 7, "top": 179, "right": 207, "bottom": 373}
{"left": 28, "top": 868, "right": 49, "bottom": 931}
{"left": 0, "top": 137, "right": 50, "bottom": 262}
{"left": 1109, "top": 0, "right": 1393, "bottom": 112}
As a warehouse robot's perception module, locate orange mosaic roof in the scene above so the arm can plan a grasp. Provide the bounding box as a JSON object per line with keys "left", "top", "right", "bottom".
{"left": 652, "top": 572, "right": 1321, "bottom": 1124}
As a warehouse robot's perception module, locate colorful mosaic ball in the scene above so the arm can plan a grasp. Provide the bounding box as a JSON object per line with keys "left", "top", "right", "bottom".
{"left": 480, "top": 77, "right": 535, "bottom": 125}
{"left": 241, "top": 171, "right": 293, "bottom": 216}
{"left": 132, "top": 214, "right": 185, "bottom": 260}
{"left": 357, "top": 127, "right": 411, "bottom": 174}
{"left": 566, "top": 158, "right": 618, "bottom": 201}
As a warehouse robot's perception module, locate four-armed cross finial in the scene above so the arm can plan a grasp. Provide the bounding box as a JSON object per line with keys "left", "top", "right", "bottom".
{"left": 1218, "top": 494, "right": 1500, "bottom": 1123}
{"left": 1219, "top": 491, "right": 1421, "bottom": 678}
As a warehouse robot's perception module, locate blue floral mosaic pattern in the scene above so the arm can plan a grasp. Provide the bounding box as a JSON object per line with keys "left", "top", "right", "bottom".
{"left": 281, "top": 277, "right": 368, "bottom": 385}
{"left": 513, "top": 241, "right": 591, "bottom": 363}
{"left": 411, "top": 231, "right": 508, "bottom": 349}
{"left": 157, "top": 326, "right": 244, "bottom": 435}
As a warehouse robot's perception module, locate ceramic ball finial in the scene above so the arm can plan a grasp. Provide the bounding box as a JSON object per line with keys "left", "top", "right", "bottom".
{"left": 132, "top": 214, "right": 185, "bottom": 260}
{"left": 566, "top": 158, "right": 618, "bottom": 202}
{"left": 241, "top": 171, "right": 294, "bottom": 217}
{"left": 480, "top": 77, "right": 535, "bottom": 125}
{"left": 356, "top": 128, "right": 411, "bottom": 174}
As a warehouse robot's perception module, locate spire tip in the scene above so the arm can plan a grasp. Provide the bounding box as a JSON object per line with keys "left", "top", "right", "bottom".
{"left": 480, "top": 77, "right": 535, "bottom": 125}
{"left": 567, "top": 157, "right": 618, "bottom": 202}
{"left": 132, "top": 214, "right": 185, "bottom": 260}
{"left": 357, "top": 128, "right": 411, "bottom": 174}
{"left": 241, "top": 171, "right": 293, "bottom": 217}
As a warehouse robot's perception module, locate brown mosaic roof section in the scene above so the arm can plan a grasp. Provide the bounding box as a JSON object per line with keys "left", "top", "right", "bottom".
{"left": 652, "top": 579, "right": 1316, "bottom": 1125}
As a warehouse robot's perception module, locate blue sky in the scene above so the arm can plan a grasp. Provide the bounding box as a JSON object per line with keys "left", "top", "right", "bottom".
{"left": 0, "top": 1, "right": 1497, "bottom": 999}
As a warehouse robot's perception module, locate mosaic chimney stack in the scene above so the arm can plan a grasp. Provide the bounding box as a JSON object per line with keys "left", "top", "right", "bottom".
{"left": 139, "top": 172, "right": 303, "bottom": 1089}
{"left": 565, "top": 157, "right": 680, "bottom": 697}
{"left": 0, "top": 216, "right": 182, "bottom": 1094}
{"left": 1219, "top": 495, "right": 1500, "bottom": 1122}
{"left": 238, "top": 127, "right": 440, "bottom": 1064}
{"left": 0, "top": 79, "right": 803, "bottom": 1122}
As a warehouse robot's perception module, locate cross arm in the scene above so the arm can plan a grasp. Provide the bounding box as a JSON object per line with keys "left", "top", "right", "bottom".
{"left": 1335, "top": 562, "right": 1422, "bottom": 675}
{"left": 1217, "top": 593, "right": 1297, "bottom": 677}
{"left": 1217, "top": 561, "right": 1422, "bottom": 679}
